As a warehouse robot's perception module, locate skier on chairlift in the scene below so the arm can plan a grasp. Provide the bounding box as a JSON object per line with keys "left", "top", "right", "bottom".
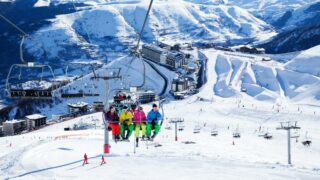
{"left": 131, "top": 104, "right": 137, "bottom": 115}
{"left": 119, "top": 106, "right": 133, "bottom": 141}
{"left": 105, "top": 106, "right": 120, "bottom": 141}
{"left": 146, "top": 104, "right": 162, "bottom": 140}
{"left": 133, "top": 106, "right": 147, "bottom": 147}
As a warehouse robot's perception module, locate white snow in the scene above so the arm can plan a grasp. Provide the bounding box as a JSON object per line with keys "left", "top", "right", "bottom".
{"left": 25, "top": 114, "right": 47, "bottom": 120}
{"left": 1, "top": 50, "right": 320, "bottom": 180}
{"left": 228, "top": 0, "right": 315, "bottom": 23}
{"left": 34, "top": 0, "right": 50, "bottom": 7}
{"left": 285, "top": 45, "right": 320, "bottom": 77}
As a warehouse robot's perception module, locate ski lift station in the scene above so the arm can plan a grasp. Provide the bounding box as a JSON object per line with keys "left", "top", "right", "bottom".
{"left": 141, "top": 44, "right": 188, "bottom": 70}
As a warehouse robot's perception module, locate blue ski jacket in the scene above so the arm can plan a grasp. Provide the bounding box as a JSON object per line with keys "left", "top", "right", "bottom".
{"left": 147, "top": 110, "right": 162, "bottom": 123}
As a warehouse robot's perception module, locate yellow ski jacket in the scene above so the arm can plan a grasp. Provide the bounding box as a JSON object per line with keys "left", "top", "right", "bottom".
{"left": 119, "top": 111, "right": 133, "bottom": 125}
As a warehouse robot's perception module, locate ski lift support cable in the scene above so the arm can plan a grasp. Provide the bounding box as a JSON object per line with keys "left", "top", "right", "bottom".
{"left": 126, "top": 0, "right": 154, "bottom": 88}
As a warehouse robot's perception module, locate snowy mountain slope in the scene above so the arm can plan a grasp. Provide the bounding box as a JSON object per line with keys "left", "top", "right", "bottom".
{"left": 200, "top": 48, "right": 320, "bottom": 105}
{"left": 228, "top": 0, "right": 316, "bottom": 25}
{"left": 285, "top": 45, "right": 320, "bottom": 77}
{"left": 272, "top": 1, "right": 320, "bottom": 30}
{"left": 259, "top": 1, "right": 320, "bottom": 53}
{"left": 24, "top": 0, "right": 275, "bottom": 61}
{"left": 1, "top": 50, "right": 320, "bottom": 180}
{"left": 260, "top": 23, "right": 320, "bottom": 54}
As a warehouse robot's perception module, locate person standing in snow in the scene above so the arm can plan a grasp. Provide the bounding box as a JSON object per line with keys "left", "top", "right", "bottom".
{"left": 101, "top": 155, "right": 106, "bottom": 165}
{"left": 146, "top": 104, "right": 162, "bottom": 140}
{"left": 83, "top": 153, "right": 89, "bottom": 165}
{"left": 133, "top": 106, "right": 147, "bottom": 146}
{"left": 119, "top": 106, "right": 133, "bottom": 140}
{"left": 105, "top": 106, "right": 120, "bottom": 141}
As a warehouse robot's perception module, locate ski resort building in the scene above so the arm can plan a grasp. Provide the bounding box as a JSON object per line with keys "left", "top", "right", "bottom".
{"left": 142, "top": 44, "right": 167, "bottom": 63}
{"left": 166, "top": 51, "right": 187, "bottom": 69}
{"left": 2, "top": 120, "right": 26, "bottom": 136}
{"left": 26, "top": 114, "right": 47, "bottom": 130}
{"left": 132, "top": 90, "right": 156, "bottom": 104}
{"left": 68, "top": 102, "right": 89, "bottom": 114}
{"left": 236, "top": 46, "right": 265, "bottom": 54}
{"left": 142, "top": 44, "right": 188, "bottom": 70}
{"left": 171, "top": 77, "right": 189, "bottom": 92}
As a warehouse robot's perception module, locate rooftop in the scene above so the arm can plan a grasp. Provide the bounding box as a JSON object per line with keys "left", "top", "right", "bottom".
{"left": 26, "top": 114, "right": 47, "bottom": 120}
{"left": 4, "top": 119, "right": 26, "bottom": 124}
{"left": 68, "top": 102, "right": 89, "bottom": 108}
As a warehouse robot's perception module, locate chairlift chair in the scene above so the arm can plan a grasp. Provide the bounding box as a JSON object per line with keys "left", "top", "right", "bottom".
{"left": 233, "top": 132, "right": 241, "bottom": 138}
{"left": 178, "top": 122, "right": 185, "bottom": 131}
{"left": 165, "top": 123, "right": 172, "bottom": 130}
{"left": 6, "top": 62, "right": 57, "bottom": 99}
{"left": 290, "top": 129, "right": 300, "bottom": 138}
{"left": 211, "top": 128, "right": 218, "bottom": 136}
{"left": 193, "top": 125, "right": 201, "bottom": 134}
{"left": 5, "top": 36, "right": 58, "bottom": 99}
{"left": 233, "top": 125, "right": 241, "bottom": 138}
{"left": 263, "top": 132, "right": 273, "bottom": 140}
{"left": 258, "top": 128, "right": 266, "bottom": 137}
{"left": 302, "top": 131, "right": 312, "bottom": 147}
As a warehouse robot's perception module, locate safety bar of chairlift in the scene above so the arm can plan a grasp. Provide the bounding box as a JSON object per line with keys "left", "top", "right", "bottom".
{"left": 6, "top": 64, "right": 55, "bottom": 94}
{"left": 90, "top": 68, "right": 122, "bottom": 80}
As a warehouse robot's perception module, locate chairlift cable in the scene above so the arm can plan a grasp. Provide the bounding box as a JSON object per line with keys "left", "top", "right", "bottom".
{"left": 0, "top": 12, "right": 55, "bottom": 64}
{"left": 125, "top": 0, "right": 154, "bottom": 88}
{"left": 0, "top": 13, "right": 29, "bottom": 37}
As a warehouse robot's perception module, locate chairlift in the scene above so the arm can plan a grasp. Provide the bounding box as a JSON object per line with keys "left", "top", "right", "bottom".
{"left": 302, "top": 131, "right": 312, "bottom": 147}
{"left": 233, "top": 132, "right": 241, "bottom": 138}
{"left": 164, "top": 123, "right": 172, "bottom": 130}
{"left": 5, "top": 37, "right": 59, "bottom": 99}
{"left": 258, "top": 127, "right": 265, "bottom": 137}
{"left": 61, "top": 62, "right": 100, "bottom": 98}
{"left": 193, "top": 125, "right": 201, "bottom": 134}
{"left": 211, "top": 128, "right": 218, "bottom": 136}
{"left": 233, "top": 126, "right": 241, "bottom": 138}
{"left": 263, "top": 132, "right": 273, "bottom": 140}
{"left": 178, "top": 122, "right": 185, "bottom": 131}
{"left": 290, "top": 129, "right": 300, "bottom": 138}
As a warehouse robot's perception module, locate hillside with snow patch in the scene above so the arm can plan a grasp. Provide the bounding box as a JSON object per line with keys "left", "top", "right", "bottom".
{"left": 25, "top": 0, "right": 275, "bottom": 61}
{"left": 228, "top": 0, "right": 316, "bottom": 25}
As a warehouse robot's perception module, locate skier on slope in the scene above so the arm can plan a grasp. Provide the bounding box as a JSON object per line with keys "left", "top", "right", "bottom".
{"left": 133, "top": 106, "right": 147, "bottom": 147}
{"left": 101, "top": 155, "right": 106, "bottom": 165}
{"left": 83, "top": 153, "right": 89, "bottom": 165}
{"left": 146, "top": 104, "right": 162, "bottom": 140}
{"left": 105, "top": 106, "right": 120, "bottom": 141}
{"left": 119, "top": 106, "right": 133, "bottom": 141}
